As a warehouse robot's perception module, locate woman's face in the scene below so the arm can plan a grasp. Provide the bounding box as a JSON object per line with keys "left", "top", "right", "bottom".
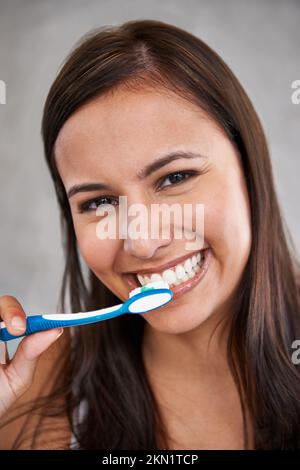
{"left": 54, "top": 87, "right": 252, "bottom": 334}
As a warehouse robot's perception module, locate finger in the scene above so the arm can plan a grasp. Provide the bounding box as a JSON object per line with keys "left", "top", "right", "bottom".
{"left": 0, "top": 341, "right": 7, "bottom": 365}
{"left": 0, "top": 295, "right": 27, "bottom": 336}
{"left": 0, "top": 342, "right": 9, "bottom": 365}
{"left": 4, "top": 328, "right": 64, "bottom": 397}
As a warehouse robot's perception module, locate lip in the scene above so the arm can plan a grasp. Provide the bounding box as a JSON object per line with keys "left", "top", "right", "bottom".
{"left": 123, "top": 248, "right": 211, "bottom": 298}
{"left": 124, "top": 246, "right": 209, "bottom": 277}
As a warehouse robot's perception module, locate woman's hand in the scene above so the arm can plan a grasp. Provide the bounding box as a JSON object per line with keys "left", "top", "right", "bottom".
{"left": 0, "top": 295, "right": 63, "bottom": 418}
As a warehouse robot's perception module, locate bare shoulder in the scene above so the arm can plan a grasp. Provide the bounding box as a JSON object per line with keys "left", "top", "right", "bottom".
{"left": 0, "top": 329, "right": 72, "bottom": 449}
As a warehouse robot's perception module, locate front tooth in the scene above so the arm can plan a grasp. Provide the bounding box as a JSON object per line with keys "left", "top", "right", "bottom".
{"left": 162, "top": 269, "right": 177, "bottom": 285}
{"left": 184, "top": 258, "right": 193, "bottom": 273}
{"left": 144, "top": 275, "right": 151, "bottom": 284}
{"left": 150, "top": 273, "right": 163, "bottom": 283}
{"left": 175, "top": 264, "right": 186, "bottom": 279}
{"left": 137, "top": 274, "right": 146, "bottom": 285}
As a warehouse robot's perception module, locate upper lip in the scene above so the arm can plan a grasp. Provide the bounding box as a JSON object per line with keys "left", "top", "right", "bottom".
{"left": 123, "top": 247, "right": 209, "bottom": 276}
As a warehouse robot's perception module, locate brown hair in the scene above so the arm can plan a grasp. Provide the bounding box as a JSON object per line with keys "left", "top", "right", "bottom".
{"left": 3, "top": 19, "right": 300, "bottom": 449}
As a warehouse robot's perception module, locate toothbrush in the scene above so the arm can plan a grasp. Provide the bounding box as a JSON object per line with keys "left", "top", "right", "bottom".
{"left": 0, "top": 281, "right": 173, "bottom": 342}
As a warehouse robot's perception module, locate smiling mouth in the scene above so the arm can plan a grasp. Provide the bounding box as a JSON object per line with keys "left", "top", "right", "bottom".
{"left": 123, "top": 248, "right": 210, "bottom": 295}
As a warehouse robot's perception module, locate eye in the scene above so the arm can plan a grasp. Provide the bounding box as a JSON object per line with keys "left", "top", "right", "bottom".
{"left": 78, "top": 195, "right": 118, "bottom": 213}
{"left": 77, "top": 170, "right": 201, "bottom": 213}
{"left": 157, "top": 170, "right": 199, "bottom": 189}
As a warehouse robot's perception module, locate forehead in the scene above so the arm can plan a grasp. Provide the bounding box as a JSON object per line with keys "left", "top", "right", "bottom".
{"left": 54, "top": 88, "right": 220, "bottom": 181}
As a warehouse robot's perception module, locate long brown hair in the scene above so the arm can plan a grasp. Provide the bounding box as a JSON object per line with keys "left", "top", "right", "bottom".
{"left": 4, "top": 19, "right": 300, "bottom": 449}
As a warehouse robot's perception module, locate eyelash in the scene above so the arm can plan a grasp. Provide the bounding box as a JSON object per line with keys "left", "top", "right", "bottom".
{"left": 78, "top": 170, "right": 200, "bottom": 213}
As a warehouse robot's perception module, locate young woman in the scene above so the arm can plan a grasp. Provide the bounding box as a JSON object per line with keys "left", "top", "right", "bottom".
{"left": 0, "top": 19, "right": 300, "bottom": 450}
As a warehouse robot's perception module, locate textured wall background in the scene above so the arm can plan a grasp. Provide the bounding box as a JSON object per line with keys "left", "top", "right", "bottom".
{"left": 0, "top": 0, "right": 299, "bottom": 354}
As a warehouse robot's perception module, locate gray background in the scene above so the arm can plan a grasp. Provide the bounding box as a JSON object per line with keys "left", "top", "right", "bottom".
{"left": 0, "top": 0, "right": 299, "bottom": 354}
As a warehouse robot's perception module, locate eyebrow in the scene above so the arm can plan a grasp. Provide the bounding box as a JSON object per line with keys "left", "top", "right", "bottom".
{"left": 67, "top": 150, "right": 206, "bottom": 199}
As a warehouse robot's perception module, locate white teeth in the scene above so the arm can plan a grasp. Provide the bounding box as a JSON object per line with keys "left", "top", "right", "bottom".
{"left": 188, "top": 270, "right": 195, "bottom": 279}
{"left": 184, "top": 258, "right": 193, "bottom": 273}
{"left": 144, "top": 275, "right": 151, "bottom": 284}
{"left": 162, "top": 269, "right": 177, "bottom": 285}
{"left": 150, "top": 273, "right": 163, "bottom": 283}
{"left": 175, "top": 264, "right": 186, "bottom": 279}
{"left": 136, "top": 250, "right": 206, "bottom": 287}
{"left": 194, "top": 264, "right": 200, "bottom": 273}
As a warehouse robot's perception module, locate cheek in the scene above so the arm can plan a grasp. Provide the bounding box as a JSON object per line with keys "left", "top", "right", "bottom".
{"left": 200, "top": 179, "right": 252, "bottom": 273}
{"left": 74, "top": 221, "right": 118, "bottom": 274}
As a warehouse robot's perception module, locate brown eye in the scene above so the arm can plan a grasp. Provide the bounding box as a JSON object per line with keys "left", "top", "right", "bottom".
{"left": 79, "top": 196, "right": 118, "bottom": 213}
{"left": 158, "top": 170, "right": 198, "bottom": 189}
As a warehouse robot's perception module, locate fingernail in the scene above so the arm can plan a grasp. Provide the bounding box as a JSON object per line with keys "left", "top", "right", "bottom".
{"left": 11, "top": 316, "right": 26, "bottom": 331}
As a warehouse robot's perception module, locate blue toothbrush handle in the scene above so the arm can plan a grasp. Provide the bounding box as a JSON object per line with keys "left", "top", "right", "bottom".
{"left": 0, "top": 286, "right": 173, "bottom": 342}
{"left": 0, "top": 316, "right": 67, "bottom": 342}
{"left": 0, "top": 305, "right": 124, "bottom": 342}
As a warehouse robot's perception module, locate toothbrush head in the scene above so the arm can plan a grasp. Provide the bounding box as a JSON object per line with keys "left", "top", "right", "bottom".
{"left": 126, "top": 280, "right": 173, "bottom": 314}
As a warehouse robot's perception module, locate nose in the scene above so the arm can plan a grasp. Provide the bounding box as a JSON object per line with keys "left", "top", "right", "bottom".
{"left": 122, "top": 200, "right": 172, "bottom": 259}
{"left": 123, "top": 236, "right": 171, "bottom": 259}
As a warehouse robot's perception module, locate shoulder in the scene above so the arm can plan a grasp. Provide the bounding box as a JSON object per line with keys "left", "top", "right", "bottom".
{"left": 0, "top": 329, "right": 71, "bottom": 449}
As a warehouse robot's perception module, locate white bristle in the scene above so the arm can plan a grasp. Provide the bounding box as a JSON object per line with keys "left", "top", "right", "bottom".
{"left": 129, "top": 287, "right": 142, "bottom": 298}
{"left": 129, "top": 280, "right": 170, "bottom": 298}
